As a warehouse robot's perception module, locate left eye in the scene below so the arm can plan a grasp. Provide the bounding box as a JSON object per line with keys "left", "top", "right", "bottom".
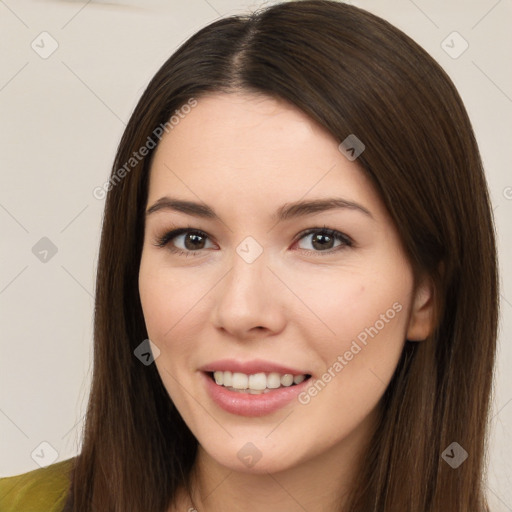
{"left": 295, "top": 228, "right": 352, "bottom": 253}
{"left": 153, "top": 227, "right": 352, "bottom": 256}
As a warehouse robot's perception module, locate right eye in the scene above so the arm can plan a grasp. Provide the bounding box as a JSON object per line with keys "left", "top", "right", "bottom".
{"left": 152, "top": 227, "right": 216, "bottom": 256}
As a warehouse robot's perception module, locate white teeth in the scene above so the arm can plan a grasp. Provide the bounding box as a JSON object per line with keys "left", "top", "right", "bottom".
{"left": 267, "top": 372, "right": 281, "bottom": 389}
{"left": 211, "top": 370, "right": 308, "bottom": 391}
{"left": 293, "top": 374, "right": 305, "bottom": 385}
{"left": 280, "top": 374, "right": 294, "bottom": 387}
{"left": 248, "top": 373, "right": 267, "bottom": 390}
{"left": 232, "top": 372, "right": 249, "bottom": 389}
{"left": 223, "top": 371, "right": 232, "bottom": 387}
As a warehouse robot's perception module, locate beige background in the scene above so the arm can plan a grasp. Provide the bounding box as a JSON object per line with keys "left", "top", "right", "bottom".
{"left": 1, "top": 0, "right": 511, "bottom": 509}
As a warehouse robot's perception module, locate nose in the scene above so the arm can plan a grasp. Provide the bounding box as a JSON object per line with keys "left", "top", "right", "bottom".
{"left": 210, "top": 248, "right": 286, "bottom": 340}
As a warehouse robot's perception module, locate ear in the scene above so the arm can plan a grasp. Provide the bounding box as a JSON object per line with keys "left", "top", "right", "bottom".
{"left": 406, "top": 274, "right": 436, "bottom": 342}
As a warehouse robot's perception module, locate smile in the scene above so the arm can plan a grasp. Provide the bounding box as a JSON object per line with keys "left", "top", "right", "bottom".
{"left": 211, "top": 371, "right": 309, "bottom": 394}
{"left": 202, "top": 371, "right": 313, "bottom": 417}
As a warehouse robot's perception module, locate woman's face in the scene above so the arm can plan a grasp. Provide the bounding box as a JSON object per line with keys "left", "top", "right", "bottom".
{"left": 138, "top": 92, "right": 432, "bottom": 475}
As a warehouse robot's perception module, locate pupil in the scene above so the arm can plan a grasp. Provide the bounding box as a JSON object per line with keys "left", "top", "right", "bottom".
{"left": 185, "top": 233, "right": 204, "bottom": 250}
{"left": 312, "top": 233, "right": 332, "bottom": 250}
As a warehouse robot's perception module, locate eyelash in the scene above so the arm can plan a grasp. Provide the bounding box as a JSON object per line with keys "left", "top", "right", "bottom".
{"left": 152, "top": 225, "right": 353, "bottom": 257}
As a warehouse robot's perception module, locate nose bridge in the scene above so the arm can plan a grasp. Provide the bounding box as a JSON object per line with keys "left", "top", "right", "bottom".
{"left": 224, "top": 239, "right": 269, "bottom": 310}
{"left": 212, "top": 238, "right": 283, "bottom": 335}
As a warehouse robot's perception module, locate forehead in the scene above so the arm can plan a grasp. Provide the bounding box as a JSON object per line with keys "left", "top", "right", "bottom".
{"left": 147, "top": 92, "right": 382, "bottom": 219}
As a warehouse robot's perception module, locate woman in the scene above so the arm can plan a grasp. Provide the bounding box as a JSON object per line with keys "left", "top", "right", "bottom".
{"left": 0, "top": 1, "right": 498, "bottom": 511}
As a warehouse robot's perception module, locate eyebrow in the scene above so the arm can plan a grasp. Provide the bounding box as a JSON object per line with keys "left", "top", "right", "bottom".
{"left": 146, "top": 196, "right": 373, "bottom": 222}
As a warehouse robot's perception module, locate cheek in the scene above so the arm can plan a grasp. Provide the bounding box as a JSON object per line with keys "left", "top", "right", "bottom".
{"left": 298, "top": 263, "right": 412, "bottom": 377}
{"left": 138, "top": 259, "right": 205, "bottom": 409}
{"left": 290, "top": 268, "right": 411, "bottom": 434}
{"left": 138, "top": 255, "right": 206, "bottom": 354}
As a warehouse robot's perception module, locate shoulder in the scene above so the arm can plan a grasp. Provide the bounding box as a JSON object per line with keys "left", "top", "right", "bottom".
{"left": 0, "top": 457, "right": 75, "bottom": 512}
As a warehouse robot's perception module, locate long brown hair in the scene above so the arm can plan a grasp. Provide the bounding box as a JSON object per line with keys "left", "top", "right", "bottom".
{"left": 63, "top": 1, "right": 499, "bottom": 510}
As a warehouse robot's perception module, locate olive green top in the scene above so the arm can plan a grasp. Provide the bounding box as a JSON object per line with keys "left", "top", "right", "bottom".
{"left": 0, "top": 458, "right": 74, "bottom": 512}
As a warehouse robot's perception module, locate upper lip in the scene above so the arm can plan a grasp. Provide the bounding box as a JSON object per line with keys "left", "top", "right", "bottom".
{"left": 199, "top": 358, "right": 310, "bottom": 376}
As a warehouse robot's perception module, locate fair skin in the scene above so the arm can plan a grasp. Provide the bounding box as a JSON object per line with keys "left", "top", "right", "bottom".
{"left": 138, "top": 92, "right": 434, "bottom": 512}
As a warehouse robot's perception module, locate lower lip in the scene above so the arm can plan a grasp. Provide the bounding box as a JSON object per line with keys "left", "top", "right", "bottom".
{"left": 201, "top": 371, "right": 311, "bottom": 417}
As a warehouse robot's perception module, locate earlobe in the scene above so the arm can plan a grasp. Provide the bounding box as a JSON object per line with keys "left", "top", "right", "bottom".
{"left": 406, "top": 275, "right": 436, "bottom": 342}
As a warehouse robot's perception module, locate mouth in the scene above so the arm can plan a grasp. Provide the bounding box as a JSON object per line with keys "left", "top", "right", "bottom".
{"left": 201, "top": 369, "right": 313, "bottom": 416}
{"left": 206, "top": 370, "right": 312, "bottom": 394}
{"left": 199, "top": 358, "right": 314, "bottom": 416}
